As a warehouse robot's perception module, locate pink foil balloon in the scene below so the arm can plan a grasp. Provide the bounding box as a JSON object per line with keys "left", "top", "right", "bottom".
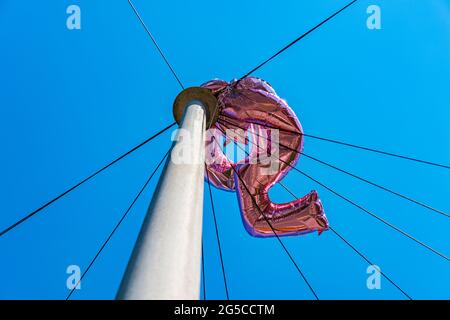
{"left": 203, "top": 77, "right": 329, "bottom": 237}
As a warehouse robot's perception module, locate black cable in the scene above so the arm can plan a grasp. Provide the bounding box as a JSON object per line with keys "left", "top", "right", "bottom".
{"left": 231, "top": 164, "right": 319, "bottom": 300}
{"left": 220, "top": 121, "right": 449, "bottom": 261}
{"left": 330, "top": 226, "right": 412, "bottom": 299}
{"left": 128, "top": 0, "right": 185, "bottom": 89}
{"left": 301, "top": 152, "right": 449, "bottom": 218}
{"left": 301, "top": 133, "right": 450, "bottom": 170}
{"left": 296, "top": 168, "right": 449, "bottom": 261}
{"left": 206, "top": 169, "right": 230, "bottom": 300}
{"left": 212, "top": 133, "right": 319, "bottom": 300}
{"left": 220, "top": 116, "right": 450, "bottom": 170}
{"left": 66, "top": 149, "right": 170, "bottom": 300}
{"left": 0, "top": 122, "right": 175, "bottom": 238}
{"left": 277, "top": 181, "right": 412, "bottom": 300}
{"left": 240, "top": 0, "right": 359, "bottom": 79}
{"left": 218, "top": 118, "right": 449, "bottom": 218}
{"left": 201, "top": 240, "right": 206, "bottom": 300}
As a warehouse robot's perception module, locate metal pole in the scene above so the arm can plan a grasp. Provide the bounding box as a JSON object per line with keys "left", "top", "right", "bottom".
{"left": 117, "top": 88, "right": 217, "bottom": 300}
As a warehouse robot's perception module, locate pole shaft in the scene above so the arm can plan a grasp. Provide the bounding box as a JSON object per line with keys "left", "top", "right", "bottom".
{"left": 117, "top": 102, "right": 206, "bottom": 300}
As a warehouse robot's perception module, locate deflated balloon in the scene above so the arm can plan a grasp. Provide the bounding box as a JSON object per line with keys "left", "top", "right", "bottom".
{"left": 203, "top": 77, "right": 329, "bottom": 237}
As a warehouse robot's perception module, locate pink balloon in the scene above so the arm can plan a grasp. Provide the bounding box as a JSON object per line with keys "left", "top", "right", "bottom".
{"left": 203, "top": 77, "right": 329, "bottom": 237}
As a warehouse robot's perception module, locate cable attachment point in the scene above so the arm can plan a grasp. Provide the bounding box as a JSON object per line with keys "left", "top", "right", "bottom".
{"left": 173, "top": 87, "right": 218, "bottom": 128}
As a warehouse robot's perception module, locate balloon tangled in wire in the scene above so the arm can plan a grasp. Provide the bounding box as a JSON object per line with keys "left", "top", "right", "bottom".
{"left": 203, "top": 77, "right": 329, "bottom": 237}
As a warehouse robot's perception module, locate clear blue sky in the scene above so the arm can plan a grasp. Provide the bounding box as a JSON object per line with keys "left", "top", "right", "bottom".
{"left": 0, "top": 0, "right": 449, "bottom": 299}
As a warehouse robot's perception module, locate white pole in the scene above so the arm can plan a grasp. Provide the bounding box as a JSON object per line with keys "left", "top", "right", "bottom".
{"left": 117, "top": 92, "right": 212, "bottom": 300}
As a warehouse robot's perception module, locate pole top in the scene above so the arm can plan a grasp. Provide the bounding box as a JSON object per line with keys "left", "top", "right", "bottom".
{"left": 173, "top": 87, "right": 219, "bottom": 128}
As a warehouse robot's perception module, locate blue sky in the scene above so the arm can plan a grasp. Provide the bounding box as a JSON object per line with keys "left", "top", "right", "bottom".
{"left": 0, "top": 0, "right": 449, "bottom": 299}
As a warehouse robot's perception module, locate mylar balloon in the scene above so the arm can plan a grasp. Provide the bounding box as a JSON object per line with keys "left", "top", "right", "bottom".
{"left": 203, "top": 77, "right": 329, "bottom": 237}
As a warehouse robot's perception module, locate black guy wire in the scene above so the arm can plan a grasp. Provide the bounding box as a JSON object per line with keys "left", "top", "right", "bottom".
{"left": 212, "top": 132, "right": 319, "bottom": 300}
{"left": 302, "top": 152, "right": 449, "bottom": 218}
{"left": 220, "top": 121, "right": 449, "bottom": 261}
{"left": 330, "top": 226, "right": 412, "bottom": 299}
{"left": 0, "top": 122, "right": 176, "bottom": 238}
{"left": 128, "top": 0, "right": 185, "bottom": 89}
{"left": 201, "top": 240, "right": 206, "bottom": 300}
{"left": 301, "top": 133, "right": 450, "bottom": 170}
{"left": 206, "top": 169, "right": 230, "bottom": 300}
{"left": 277, "top": 181, "right": 412, "bottom": 300}
{"left": 240, "top": 0, "right": 359, "bottom": 79}
{"left": 66, "top": 149, "right": 170, "bottom": 300}
{"left": 296, "top": 168, "right": 449, "bottom": 261}
{"left": 218, "top": 118, "right": 449, "bottom": 218}
{"left": 228, "top": 130, "right": 410, "bottom": 299}
{"left": 220, "top": 116, "right": 450, "bottom": 170}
